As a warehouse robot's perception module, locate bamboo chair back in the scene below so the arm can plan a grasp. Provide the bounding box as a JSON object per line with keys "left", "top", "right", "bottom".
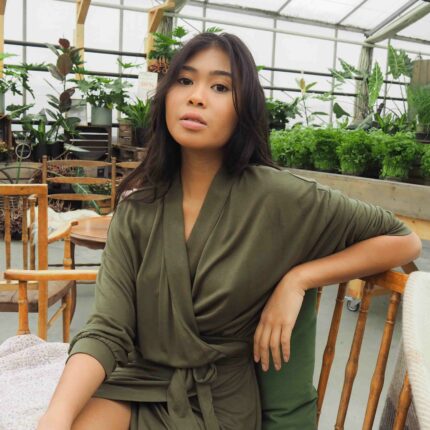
{"left": 316, "top": 270, "right": 412, "bottom": 430}
{"left": 42, "top": 156, "right": 117, "bottom": 214}
{"left": 0, "top": 184, "right": 73, "bottom": 340}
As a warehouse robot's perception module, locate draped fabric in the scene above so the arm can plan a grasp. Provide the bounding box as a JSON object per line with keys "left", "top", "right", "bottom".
{"left": 69, "top": 165, "right": 411, "bottom": 430}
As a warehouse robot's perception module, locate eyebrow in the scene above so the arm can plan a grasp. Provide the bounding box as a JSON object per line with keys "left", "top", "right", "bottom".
{"left": 181, "top": 65, "right": 232, "bottom": 78}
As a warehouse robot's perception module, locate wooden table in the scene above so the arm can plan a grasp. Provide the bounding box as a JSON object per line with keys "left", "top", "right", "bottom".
{"left": 70, "top": 215, "right": 112, "bottom": 250}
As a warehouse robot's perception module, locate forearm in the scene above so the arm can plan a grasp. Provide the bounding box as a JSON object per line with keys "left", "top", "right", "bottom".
{"left": 44, "top": 353, "right": 106, "bottom": 424}
{"left": 287, "top": 232, "right": 422, "bottom": 290}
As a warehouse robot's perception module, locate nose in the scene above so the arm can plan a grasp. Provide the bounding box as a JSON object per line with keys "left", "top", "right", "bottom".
{"left": 188, "top": 85, "right": 206, "bottom": 107}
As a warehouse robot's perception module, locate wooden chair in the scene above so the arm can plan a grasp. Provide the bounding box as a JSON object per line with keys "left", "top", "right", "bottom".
{"left": 0, "top": 184, "right": 75, "bottom": 341}
{"left": 42, "top": 156, "right": 117, "bottom": 215}
{"left": 316, "top": 269, "right": 416, "bottom": 429}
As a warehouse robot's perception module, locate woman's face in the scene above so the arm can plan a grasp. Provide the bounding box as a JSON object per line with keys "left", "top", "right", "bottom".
{"left": 165, "top": 47, "right": 238, "bottom": 154}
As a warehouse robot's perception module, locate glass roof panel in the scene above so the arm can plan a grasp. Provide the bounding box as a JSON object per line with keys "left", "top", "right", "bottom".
{"left": 342, "top": 0, "right": 415, "bottom": 30}
{"left": 397, "top": 14, "right": 430, "bottom": 41}
{"left": 207, "top": 0, "right": 287, "bottom": 12}
{"left": 280, "top": 0, "right": 367, "bottom": 24}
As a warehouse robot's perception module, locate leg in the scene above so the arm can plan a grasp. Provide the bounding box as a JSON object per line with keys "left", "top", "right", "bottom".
{"left": 72, "top": 398, "right": 132, "bottom": 430}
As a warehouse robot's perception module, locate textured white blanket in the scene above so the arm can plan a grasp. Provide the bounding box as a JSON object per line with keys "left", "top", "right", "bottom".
{"left": 0, "top": 335, "right": 67, "bottom": 430}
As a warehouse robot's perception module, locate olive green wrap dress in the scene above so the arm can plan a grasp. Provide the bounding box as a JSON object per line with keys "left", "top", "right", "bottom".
{"left": 68, "top": 165, "right": 411, "bottom": 430}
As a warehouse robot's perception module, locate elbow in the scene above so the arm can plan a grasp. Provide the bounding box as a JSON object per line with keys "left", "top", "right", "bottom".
{"left": 405, "top": 232, "right": 422, "bottom": 261}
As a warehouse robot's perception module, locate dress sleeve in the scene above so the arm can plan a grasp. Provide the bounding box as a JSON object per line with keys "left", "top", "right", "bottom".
{"left": 278, "top": 172, "right": 412, "bottom": 263}
{"left": 68, "top": 201, "right": 139, "bottom": 378}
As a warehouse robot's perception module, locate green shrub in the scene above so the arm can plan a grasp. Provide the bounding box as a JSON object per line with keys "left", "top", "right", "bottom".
{"left": 311, "top": 128, "right": 341, "bottom": 172}
{"left": 270, "top": 127, "right": 314, "bottom": 169}
{"left": 336, "top": 129, "right": 372, "bottom": 176}
{"left": 379, "top": 132, "right": 419, "bottom": 180}
{"left": 421, "top": 146, "right": 430, "bottom": 178}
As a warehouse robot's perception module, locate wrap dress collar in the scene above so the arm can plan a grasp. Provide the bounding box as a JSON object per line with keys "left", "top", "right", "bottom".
{"left": 161, "top": 165, "right": 246, "bottom": 429}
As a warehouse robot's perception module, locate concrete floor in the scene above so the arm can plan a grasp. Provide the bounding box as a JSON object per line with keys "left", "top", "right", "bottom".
{"left": 1, "top": 238, "right": 429, "bottom": 429}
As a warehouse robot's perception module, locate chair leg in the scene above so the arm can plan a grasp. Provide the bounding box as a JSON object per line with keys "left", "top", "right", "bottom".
{"left": 393, "top": 373, "right": 412, "bottom": 430}
{"left": 17, "top": 281, "right": 31, "bottom": 335}
{"left": 62, "top": 288, "right": 73, "bottom": 343}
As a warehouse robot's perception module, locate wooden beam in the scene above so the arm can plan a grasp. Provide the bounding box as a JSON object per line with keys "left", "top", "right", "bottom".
{"left": 0, "top": 0, "right": 6, "bottom": 15}
{"left": 75, "top": 0, "right": 90, "bottom": 79}
{"left": 77, "top": 0, "right": 91, "bottom": 25}
{"left": 146, "top": 0, "right": 175, "bottom": 58}
{"left": 0, "top": 0, "right": 5, "bottom": 79}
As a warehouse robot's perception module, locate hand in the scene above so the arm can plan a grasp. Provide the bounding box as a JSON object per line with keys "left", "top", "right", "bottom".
{"left": 253, "top": 272, "right": 307, "bottom": 372}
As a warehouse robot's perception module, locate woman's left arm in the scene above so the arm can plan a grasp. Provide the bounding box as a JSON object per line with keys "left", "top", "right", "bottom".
{"left": 253, "top": 232, "right": 422, "bottom": 372}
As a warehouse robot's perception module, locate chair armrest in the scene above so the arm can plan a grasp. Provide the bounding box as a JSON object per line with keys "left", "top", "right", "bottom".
{"left": 47, "top": 221, "right": 78, "bottom": 244}
{"left": 4, "top": 269, "right": 98, "bottom": 282}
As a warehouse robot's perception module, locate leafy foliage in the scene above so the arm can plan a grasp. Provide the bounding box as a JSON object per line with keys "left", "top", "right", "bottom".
{"left": 266, "top": 98, "right": 300, "bottom": 130}
{"left": 421, "top": 146, "right": 430, "bottom": 178}
{"left": 368, "top": 63, "right": 384, "bottom": 108}
{"left": 407, "top": 84, "right": 430, "bottom": 131}
{"left": 387, "top": 45, "right": 413, "bottom": 80}
{"left": 270, "top": 127, "right": 314, "bottom": 169}
{"left": 336, "top": 129, "right": 372, "bottom": 175}
{"left": 0, "top": 54, "right": 35, "bottom": 97}
{"left": 120, "top": 98, "right": 152, "bottom": 129}
{"left": 73, "top": 76, "right": 132, "bottom": 109}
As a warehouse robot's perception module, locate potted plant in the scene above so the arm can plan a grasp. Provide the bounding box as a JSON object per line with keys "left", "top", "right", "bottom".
{"left": 336, "top": 129, "right": 372, "bottom": 176}
{"left": 147, "top": 26, "right": 221, "bottom": 77}
{"left": 0, "top": 53, "right": 34, "bottom": 113}
{"left": 73, "top": 76, "right": 132, "bottom": 126}
{"left": 120, "top": 97, "right": 152, "bottom": 146}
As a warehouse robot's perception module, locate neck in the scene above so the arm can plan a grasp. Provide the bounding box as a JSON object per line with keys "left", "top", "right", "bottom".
{"left": 180, "top": 149, "right": 223, "bottom": 200}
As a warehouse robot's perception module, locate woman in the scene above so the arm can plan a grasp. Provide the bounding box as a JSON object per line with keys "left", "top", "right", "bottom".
{"left": 38, "top": 33, "right": 421, "bottom": 430}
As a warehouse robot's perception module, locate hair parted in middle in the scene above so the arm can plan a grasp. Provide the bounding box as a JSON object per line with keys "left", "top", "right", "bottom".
{"left": 117, "top": 32, "right": 278, "bottom": 205}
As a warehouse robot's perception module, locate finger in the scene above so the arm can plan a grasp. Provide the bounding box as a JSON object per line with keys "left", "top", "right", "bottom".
{"left": 270, "top": 326, "right": 282, "bottom": 371}
{"left": 253, "top": 323, "right": 264, "bottom": 362}
{"left": 259, "top": 325, "right": 272, "bottom": 372}
{"left": 281, "top": 324, "right": 292, "bottom": 362}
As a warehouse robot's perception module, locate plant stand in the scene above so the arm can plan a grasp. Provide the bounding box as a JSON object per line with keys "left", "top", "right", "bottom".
{"left": 67, "top": 125, "right": 112, "bottom": 161}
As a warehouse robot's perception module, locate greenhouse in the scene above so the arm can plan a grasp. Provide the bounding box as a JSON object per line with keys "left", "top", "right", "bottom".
{"left": 0, "top": 1, "right": 430, "bottom": 429}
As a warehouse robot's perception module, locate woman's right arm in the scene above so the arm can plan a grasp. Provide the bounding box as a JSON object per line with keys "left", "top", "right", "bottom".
{"left": 37, "top": 353, "right": 105, "bottom": 429}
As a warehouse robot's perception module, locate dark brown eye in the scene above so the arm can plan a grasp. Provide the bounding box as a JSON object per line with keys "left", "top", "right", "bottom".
{"left": 177, "top": 77, "right": 193, "bottom": 85}
{"left": 213, "top": 84, "right": 229, "bottom": 93}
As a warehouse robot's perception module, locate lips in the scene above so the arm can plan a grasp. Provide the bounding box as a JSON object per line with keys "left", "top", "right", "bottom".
{"left": 180, "top": 112, "right": 207, "bottom": 125}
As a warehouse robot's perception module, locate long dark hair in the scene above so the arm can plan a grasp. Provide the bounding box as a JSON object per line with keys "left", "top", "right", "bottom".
{"left": 117, "top": 32, "right": 278, "bottom": 205}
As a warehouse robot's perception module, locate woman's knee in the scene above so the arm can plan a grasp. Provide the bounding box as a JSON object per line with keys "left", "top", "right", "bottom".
{"left": 72, "top": 397, "right": 131, "bottom": 430}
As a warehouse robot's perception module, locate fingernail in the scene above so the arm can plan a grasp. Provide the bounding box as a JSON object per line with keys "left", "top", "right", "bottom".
{"left": 275, "top": 364, "right": 281, "bottom": 371}
{"left": 254, "top": 355, "right": 258, "bottom": 362}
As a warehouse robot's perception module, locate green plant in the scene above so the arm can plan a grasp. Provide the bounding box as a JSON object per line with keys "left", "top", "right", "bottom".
{"left": 379, "top": 132, "right": 419, "bottom": 179}
{"left": 421, "top": 146, "right": 430, "bottom": 178}
{"left": 270, "top": 127, "right": 314, "bottom": 169}
{"left": 5, "top": 103, "right": 34, "bottom": 120}
{"left": 296, "top": 77, "right": 328, "bottom": 126}
{"left": 74, "top": 76, "right": 132, "bottom": 109}
{"left": 266, "top": 98, "right": 300, "bottom": 130}
{"left": 0, "top": 53, "right": 34, "bottom": 97}
{"left": 120, "top": 98, "right": 151, "bottom": 129}
{"left": 407, "top": 84, "right": 430, "bottom": 133}
{"left": 373, "top": 111, "right": 415, "bottom": 134}
{"left": 43, "top": 38, "right": 84, "bottom": 146}
{"left": 147, "top": 26, "right": 222, "bottom": 75}
{"left": 336, "top": 129, "right": 372, "bottom": 176}
{"left": 311, "top": 128, "right": 341, "bottom": 172}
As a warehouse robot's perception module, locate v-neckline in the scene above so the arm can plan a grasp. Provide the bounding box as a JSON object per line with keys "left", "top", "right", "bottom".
{"left": 163, "top": 164, "right": 235, "bottom": 291}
